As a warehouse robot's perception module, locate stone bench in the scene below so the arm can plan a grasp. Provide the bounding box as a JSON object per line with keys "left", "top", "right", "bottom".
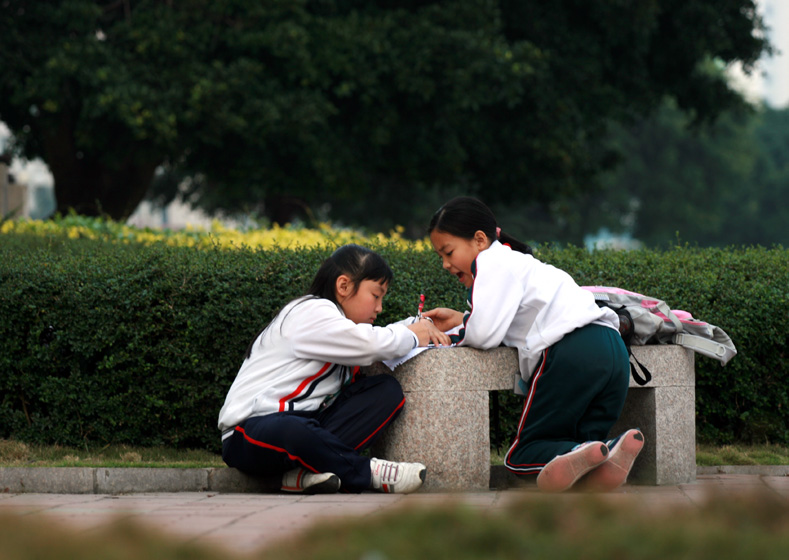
{"left": 362, "top": 345, "right": 696, "bottom": 492}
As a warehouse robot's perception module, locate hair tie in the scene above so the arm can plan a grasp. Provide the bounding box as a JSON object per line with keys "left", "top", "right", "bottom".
{"left": 496, "top": 227, "right": 501, "bottom": 239}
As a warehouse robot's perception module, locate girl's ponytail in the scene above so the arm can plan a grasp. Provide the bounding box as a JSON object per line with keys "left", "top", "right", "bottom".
{"left": 498, "top": 229, "right": 533, "bottom": 255}
{"left": 429, "top": 196, "right": 533, "bottom": 255}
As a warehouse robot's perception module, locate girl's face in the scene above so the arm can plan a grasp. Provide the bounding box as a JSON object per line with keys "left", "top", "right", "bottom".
{"left": 336, "top": 277, "right": 388, "bottom": 324}
{"left": 430, "top": 229, "right": 492, "bottom": 288}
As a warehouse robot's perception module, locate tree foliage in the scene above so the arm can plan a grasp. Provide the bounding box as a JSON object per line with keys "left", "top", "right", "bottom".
{"left": 0, "top": 1, "right": 770, "bottom": 222}
{"left": 521, "top": 103, "right": 789, "bottom": 248}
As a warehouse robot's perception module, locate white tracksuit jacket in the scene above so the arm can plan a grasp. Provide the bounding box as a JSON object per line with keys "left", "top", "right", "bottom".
{"left": 450, "top": 241, "right": 620, "bottom": 386}
{"left": 217, "top": 296, "right": 418, "bottom": 437}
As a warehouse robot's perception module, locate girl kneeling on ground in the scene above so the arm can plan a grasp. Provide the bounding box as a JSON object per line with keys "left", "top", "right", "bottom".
{"left": 218, "top": 244, "right": 449, "bottom": 494}
{"left": 424, "top": 196, "right": 644, "bottom": 493}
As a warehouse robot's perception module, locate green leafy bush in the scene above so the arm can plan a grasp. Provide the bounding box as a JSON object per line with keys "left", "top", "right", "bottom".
{"left": 1, "top": 233, "right": 786, "bottom": 449}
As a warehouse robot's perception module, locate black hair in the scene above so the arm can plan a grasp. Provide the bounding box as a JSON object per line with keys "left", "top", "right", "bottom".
{"left": 305, "top": 244, "right": 394, "bottom": 303}
{"left": 245, "top": 244, "right": 393, "bottom": 358}
{"left": 428, "top": 196, "right": 533, "bottom": 255}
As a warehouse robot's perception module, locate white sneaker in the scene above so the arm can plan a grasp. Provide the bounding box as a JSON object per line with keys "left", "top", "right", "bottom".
{"left": 369, "top": 457, "right": 426, "bottom": 493}
{"left": 281, "top": 468, "right": 341, "bottom": 494}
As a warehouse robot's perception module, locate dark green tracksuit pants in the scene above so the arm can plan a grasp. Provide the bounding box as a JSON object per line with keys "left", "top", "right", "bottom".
{"left": 504, "top": 323, "right": 630, "bottom": 476}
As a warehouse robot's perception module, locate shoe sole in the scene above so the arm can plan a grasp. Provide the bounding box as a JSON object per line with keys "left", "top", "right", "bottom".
{"left": 537, "top": 442, "right": 609, "bottom": 493}
{"left": 282, "top": 473, "right": 341, "bottom": 494}
{"left": 381, "top": 467, "right": 426, "bottom": 494}
{"left": 579, "top": 429, "right": 644, "bottom": 492}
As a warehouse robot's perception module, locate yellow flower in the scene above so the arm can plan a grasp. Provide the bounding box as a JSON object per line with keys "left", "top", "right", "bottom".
{"left": 3, "top": 217, "right": 433, "bottom": 252}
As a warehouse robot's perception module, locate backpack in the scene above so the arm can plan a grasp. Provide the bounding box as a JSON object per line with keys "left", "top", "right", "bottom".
{"left": 581, "top": 286, "right": 737, "bottom": 386}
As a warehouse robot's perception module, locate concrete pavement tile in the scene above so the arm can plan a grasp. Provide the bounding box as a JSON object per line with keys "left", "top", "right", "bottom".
{"left": 277, "top": 500, "right": 379, "bottom": 520}
{"left": 229, "top": 503, "right": 350, "bottom": 534}
{"left": 294, "top": 492, "right": 404, "bottom": 504}
{"left": 714, "top": 476, "right": 776, "bottom": 497}
{"left": 144, "top": 503, "right": 220, "bottom": 514}
{"left": 697, "top": 474, "right": 770, "bottom": 488}
{"left": 0, "top": 493, "right": 105, "bottom": 506}
{"left": 171, "top": 504, "right": 266, "bottom": 517}
{"left": 153, "top": 514, "right": 242, "bottom": 536}
{"left": 44, "top": 505, "right": 156, "bottom": 517}
{"left": 307, "top": 501, "right": 393, "bottom": 518}
{"left": 75, "top": 498, "right": 171, "bottom": 512}
{"left": 205, "top": 493, "right": 303, "bottom": 503}
{"left": 453, "top": 491, "right": 501, "bottom": 508}
{"left": 0, "top": 504, "right": 53, "bottom": 515}
{"left": 680, "top": 475, "right": 779, "bottom": 506}
{"left": 0, "top": 494, "right": 106, "bottom": 515}
{"left": 397, "top": 492, "right": 479, "bottom": 507}
{"left": 200, "top": 493, "right": 304, "bottom": 507}
{"left": 761, "top": 476, "right": 789, "bottom": 499}
{"left": 113, "top": 492, "right": 210, "bottom": 502}
{"left": 349, "top": 492, "right": 410, "bottom": 502}
{"left": 199, "top": 526, "right": 294, "bottom": 554}
{"left": 201, "top": 494, "right": 299, "bottom": 506}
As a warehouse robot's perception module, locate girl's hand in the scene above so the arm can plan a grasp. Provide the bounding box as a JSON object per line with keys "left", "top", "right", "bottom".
{"left": 423, "top": 307, "right": 464, "bottom": 332}
{"left": 407, "top": 318, "right": 452, "bottom": 347}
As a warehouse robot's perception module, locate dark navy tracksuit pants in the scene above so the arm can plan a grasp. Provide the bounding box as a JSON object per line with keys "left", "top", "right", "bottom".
{"left": 504, "top": 324, "right": 630, "bottom": 476}
{"left": 222, "top": 374, "right": 404, "bottom": 492}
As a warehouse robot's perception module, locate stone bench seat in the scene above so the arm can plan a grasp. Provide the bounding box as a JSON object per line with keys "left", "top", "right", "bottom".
{"left": 362, "top": 345, "right": 695, "bottom": 492}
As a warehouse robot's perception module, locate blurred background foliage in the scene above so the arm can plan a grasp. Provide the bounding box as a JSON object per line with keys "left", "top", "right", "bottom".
{"left": 2, "top": 0, "right": 784, "bottom": 248}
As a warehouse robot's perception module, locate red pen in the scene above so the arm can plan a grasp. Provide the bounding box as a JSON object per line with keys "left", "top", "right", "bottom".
{"left": 417, "top": 294, "right": 425, "bottom": 320}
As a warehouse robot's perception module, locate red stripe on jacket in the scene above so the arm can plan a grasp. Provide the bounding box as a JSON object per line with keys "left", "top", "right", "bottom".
{"left": 278, "top": 361, "right": 332, "bottom": 412}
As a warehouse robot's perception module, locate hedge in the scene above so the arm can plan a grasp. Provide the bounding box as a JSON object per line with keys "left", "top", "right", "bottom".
{"left": 1, "top": 232, "right": 787, "bottom": 451}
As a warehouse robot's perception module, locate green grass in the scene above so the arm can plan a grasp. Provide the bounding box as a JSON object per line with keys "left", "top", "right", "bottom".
{"left": 0, "top": 439, "right": 225, "bottom": 468}
{"left": 492, "top": 443, "right": 789, "bottom": 467}
{"left": 3, "top": 440, "right": 788, "bottom": 468}
{"left": 696, "top": 443, "right": 789, "bottom": 466}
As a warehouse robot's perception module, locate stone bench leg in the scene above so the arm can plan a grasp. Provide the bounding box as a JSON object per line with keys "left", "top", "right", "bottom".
{"left": 371, "top": 389, "right": 492, "bottom": 492}
{"left": 609, "top": 385, "right": 696, "bottom": 485}
{"left": 610, "top": 346, "right": 697, "bottom": 485}
{"left": 366, "top": 347, "right": 519, "bottom": 492}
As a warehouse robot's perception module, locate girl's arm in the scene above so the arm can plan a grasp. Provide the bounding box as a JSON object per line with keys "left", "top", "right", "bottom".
{"left": 450, "top": 258, "right": 524, "bottom": 349}
{"left": 422, "top": 307, "right": 464, "bottom": 332}
{"left": 283, "top": 299, "right": 421, "bottom": 366}
{"left": 407, "top": 318, "right": 452, "bottom": 346}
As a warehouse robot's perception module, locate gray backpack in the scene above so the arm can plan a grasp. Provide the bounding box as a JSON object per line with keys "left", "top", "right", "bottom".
{"left": 582, "top": 286, "right": 737, "bottom": 385}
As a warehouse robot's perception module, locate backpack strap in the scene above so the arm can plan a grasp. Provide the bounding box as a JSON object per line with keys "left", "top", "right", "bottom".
{"left": 673, "top": 333, "right": 736, "bottom": 365}
{"left": 627, "top": 347, "right": 652, "bottom": 386}
{"left": 595, "top": 299, "right": 651, "bottom": 384}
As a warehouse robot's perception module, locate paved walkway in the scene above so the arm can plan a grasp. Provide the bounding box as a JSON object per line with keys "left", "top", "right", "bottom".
{"left": 1, "top": 474, "right": 787, "bottom": 555}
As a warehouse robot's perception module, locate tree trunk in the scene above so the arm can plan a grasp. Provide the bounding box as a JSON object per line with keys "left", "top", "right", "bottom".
{"left": 264, "top": 194, "right": 314, "bottom": 226}
{"left": 52, "top": 157, "right": 160, "bottom": 221}
{"left": 39, "top": 113, "right": 162, "bottom": 221}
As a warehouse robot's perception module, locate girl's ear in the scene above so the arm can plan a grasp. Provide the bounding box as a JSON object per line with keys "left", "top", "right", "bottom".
{"left": 335, "top": 274, "right": 352, "bottom": 302}
{"left": 473, "top": 230, "right": 492, "bottom": 250}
